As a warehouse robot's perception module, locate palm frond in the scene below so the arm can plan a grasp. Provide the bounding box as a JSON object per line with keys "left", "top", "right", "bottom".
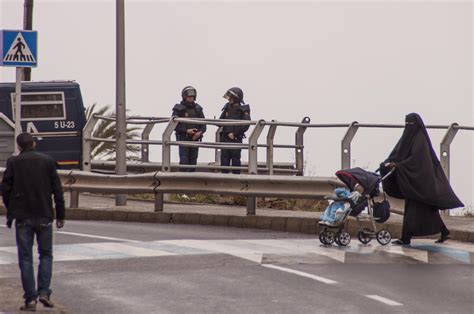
{"left": 85, "top": 104, "right": 142, "bottom": 160}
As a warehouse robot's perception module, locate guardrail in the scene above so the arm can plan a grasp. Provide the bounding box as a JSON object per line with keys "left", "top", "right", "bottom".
{"left": 81, "top": 115, "right": 472, "bottom": 214}
{"left": 90, "top": 160, "right": 297, "bottom": 175}
{"left": 83, "top": 115, "right": 473, "bottom": 180}
{"left": 0, "top": 168, "right": 343, "bottom": 216}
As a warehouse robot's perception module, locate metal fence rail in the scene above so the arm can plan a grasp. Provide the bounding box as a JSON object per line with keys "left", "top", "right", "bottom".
{"left": 0, "top": 168, "right": 343, "bottom": 216}
{"left": 81, "top": 115, "right": 473, "bottom": 214}
{"left": 84, "top": 115, "right": 473, "bottom": 180}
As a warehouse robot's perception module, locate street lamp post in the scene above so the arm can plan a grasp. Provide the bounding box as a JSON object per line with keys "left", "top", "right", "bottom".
{"left": 115, "top": 0, "right": 127, "bottom": 205}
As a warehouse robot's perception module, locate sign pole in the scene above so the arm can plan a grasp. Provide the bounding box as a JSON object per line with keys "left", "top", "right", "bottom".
{"left": 14, "top": 67, "right": 23, "bottom": 155}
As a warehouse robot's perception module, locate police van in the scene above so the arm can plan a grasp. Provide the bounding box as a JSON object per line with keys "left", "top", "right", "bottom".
{"left": 0, "top": 81, "right": 87, "bottom": 169}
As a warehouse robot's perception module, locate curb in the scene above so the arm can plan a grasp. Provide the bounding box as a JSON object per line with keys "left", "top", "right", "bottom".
{"left": 1, "top": 207, "right": 472, "bottom": 243}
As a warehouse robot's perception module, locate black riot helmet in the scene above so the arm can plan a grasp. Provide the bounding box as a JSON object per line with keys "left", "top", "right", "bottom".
{"left": 181, "top": 86, "right": 197, "bottom": 100}
{"left": 223, "top": 87, "right": 244, "bottom": 103}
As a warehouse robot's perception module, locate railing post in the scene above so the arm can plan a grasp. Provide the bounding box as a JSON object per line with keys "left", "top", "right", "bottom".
{"left": 266, "top": 122, "right": 278, "bottom": 175}
{"left": 295, "top": 117, "right": 310, "bottom": 176}
{"left": 141, "top": 122, "right": 155, "bottom": 162}
{"left": 248, "top": 120, "right": 265, "bottom": 175}
{"left": 215, "top": 126, "right": 223, "bottom": 167}
{"left": 440, "top": 123, "right": 459, "bottom": 217}
{"left": 154, "top": 193, "right": 164, "bottom": 212}
{"left": 70, "top": 191, "right": 79, "bottom": 208}
{"left": 440, "top": 123, "right": 458, "bottom": 180}
{"left": 341, "top": 121, "right": 359, "bottom": 170}
{"left": 162, "top": 118, "right": 178, "bottom": 172}
{"left": 82, "top": 114, "right": 99, "bottom": 172}
{"left": 247, "top": 120, "right": 265, "bottom": 215}
{"left": 77, "top": 114, "right": 99, "bottom": 209}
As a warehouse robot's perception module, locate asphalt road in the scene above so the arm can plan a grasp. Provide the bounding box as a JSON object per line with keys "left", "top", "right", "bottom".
{"left": 0, "top": 220, "right": 473, "bottom": 313}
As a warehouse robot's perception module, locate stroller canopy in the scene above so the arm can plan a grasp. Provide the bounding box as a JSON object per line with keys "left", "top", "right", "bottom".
{"left": 336, "top": 167, "right": 381, "bottom": 196}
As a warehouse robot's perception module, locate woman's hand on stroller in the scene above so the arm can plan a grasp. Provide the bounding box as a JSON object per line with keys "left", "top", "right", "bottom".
{"left": 384, "top": 162, "right": 397, "bottom": 169}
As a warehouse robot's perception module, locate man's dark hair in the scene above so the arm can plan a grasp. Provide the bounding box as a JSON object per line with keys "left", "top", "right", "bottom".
{"left": 16, "top": 132, "right": 35, "bottom": 150}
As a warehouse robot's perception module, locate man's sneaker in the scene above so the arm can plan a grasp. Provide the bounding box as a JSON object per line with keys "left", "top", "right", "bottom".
{"left": 20, "top": 300, "right": 37, "bottom": 311}
{"left": 39, "top": 295, "right": 55, "bottom": 308}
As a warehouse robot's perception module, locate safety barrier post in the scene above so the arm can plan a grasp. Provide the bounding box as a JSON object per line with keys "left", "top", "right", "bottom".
{"left": 295, "top": 117, "right": 310, "bottom": 176}
{"left": 162, "top": 118, "right": 178, "bottom": 172}
{"left": 341, "top": 121, "right": 359, "bottom": 170}
{"left": 141, "top": 123, "right": 155, "bottom": 162}
{"left": 440, "top": 123, "right": 459, "bottom": 217}
{"left": 266, "top": 122, "right": 278, "bottom": 175}
{"left": 82, "top": 114, "right": 99, "bottom": 172}
{"left": 154, "top": 193, "right": 164, "bottom": 212}
{"left": 70, "top": 191, "right": 79, "bottom": 208}
{"left": 440, "top": 123, "right": 459, "bottom": 181}
{"left": 76, "top": 114, "right": 99, "bottom": 209}
{"left": 247, "top": 120, "right": 266, "bottom": 215}
{"left": 215, "top": 126, "right": 223, "bottom": 166}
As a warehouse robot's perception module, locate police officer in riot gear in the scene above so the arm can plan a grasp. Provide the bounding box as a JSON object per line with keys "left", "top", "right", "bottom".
{"left": 172, "top": 86, "right": 206, "bottom": 172}
{"left": 219, "top": 87, "right": 251, "bottom": 174}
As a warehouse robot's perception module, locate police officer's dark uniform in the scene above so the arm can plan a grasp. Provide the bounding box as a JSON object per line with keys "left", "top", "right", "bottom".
{"left": 172, "top": 86, "right": 206, "bottom": 172}
{"left": 219, "top": 87, "right": 251, "bottom": 174}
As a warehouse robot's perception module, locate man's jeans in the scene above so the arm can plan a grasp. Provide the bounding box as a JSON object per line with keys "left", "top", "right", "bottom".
{"left": 15, "top": 218, "right": 53, "bottom": 303}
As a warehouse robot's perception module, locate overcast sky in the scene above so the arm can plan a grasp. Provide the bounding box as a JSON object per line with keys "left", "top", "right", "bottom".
{"left": 1, "top": 0, "right": 473, "bottom": 211}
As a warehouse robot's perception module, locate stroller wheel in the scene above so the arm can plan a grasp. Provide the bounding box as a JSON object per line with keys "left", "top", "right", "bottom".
{"left": 319, "top": 230, "right": 335, "bottom": 245}
{"left": 337, "top": 232, "right": 351, "bottom": 246}
{"left": 376, "top": 229, "right": 392, "bottom": 245}
{"left": 319, "top": 230, "right": 327, "bottom": 245}
{"left": 358, "top": 228, "right": 372, "bottom": 244}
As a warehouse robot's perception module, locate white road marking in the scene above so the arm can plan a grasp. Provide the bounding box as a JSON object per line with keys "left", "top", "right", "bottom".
{"left": 55, "top": 231, "right": 140, "bottom": 243}
{"left": 262, "top": 264, "right": 338, "bottom": 284}
{"left": 381, "top": 245, "right": 428, "bottom": 263}
{"left": 81, "top": 242, "right": 176, "bottom": 257}
{"left": 162, "top": 239, "right": 263, "bottom": 263}
{"left": 365, "top": 295, "right": 403, "bottom": 306}
{"left": 248, "top": 239, "right": 346, "bottom": 263}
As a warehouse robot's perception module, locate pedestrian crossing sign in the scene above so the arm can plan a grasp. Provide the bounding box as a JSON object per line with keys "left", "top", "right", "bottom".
{"left": 0, "top": 30, "right": 38, "bottom": 67}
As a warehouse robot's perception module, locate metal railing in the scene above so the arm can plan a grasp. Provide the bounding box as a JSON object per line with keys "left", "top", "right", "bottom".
{"left": 81, "top": 115, "right": 473, "bottom": 214}
{"left": 84, "top": 115, "right": 473, "bottom": 179}
{"left": 0, "top": 168, "right": 343, "bottom": 216}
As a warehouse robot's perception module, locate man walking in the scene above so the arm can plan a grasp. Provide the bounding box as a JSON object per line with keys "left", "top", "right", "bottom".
{"left": 2, "top": 132, "right": 65, "bottom": 311}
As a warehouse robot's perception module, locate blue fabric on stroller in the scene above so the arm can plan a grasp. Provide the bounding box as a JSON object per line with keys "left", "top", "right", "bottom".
{"left": 320, "top": 188, "right": 351, "bottom": 224}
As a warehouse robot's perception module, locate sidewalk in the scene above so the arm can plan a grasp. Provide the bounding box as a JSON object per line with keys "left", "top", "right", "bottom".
{"left": 9, "top": 192, "right": 469, "bottom": 243}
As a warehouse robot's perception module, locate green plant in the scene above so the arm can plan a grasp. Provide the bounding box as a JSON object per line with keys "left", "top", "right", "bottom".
{"left": 86, "top": 104, "right": 142, "bottom": 160}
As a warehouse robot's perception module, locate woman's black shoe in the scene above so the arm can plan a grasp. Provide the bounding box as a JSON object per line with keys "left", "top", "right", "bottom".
{"left": 392, "top": 239, "right": 411, "bottom": 245}
{"left": 435, "top": 235, "right": 450, "bottom": 243}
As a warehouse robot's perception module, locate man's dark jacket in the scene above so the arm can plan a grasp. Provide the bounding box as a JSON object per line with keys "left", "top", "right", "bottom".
{"left": 2, "top": 149, "right": 65, "bottom": 222}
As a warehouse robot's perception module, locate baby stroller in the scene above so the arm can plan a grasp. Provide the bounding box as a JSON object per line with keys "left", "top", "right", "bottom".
{"left": 319, "top": 166, "right": 395, "bottom": 246}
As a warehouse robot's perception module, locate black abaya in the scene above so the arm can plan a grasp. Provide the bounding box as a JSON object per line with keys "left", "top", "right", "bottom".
{"left": 381, "top": 113, "right": 463, "bottom": 240}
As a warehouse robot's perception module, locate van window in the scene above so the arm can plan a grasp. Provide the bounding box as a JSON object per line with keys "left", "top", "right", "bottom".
{"left": 11, "top": 92, "right": 66, "bottom": 121}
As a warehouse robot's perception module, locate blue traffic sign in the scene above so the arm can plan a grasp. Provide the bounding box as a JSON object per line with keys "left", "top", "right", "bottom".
{"left": 0, "top": 30, "right": 38, "bottom": 67}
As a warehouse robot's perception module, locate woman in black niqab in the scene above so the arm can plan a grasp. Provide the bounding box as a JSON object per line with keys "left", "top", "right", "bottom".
{"left": 380, "top": 113, "right": 464, "bottom": 245}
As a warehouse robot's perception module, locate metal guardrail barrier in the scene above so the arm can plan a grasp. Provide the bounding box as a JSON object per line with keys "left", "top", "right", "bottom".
{"left": 81, "top": 115, "right": 473, "bottom": 214}
{"left": 0, "top": 168, "right": 343, "bottom": 215}
{"left": 90, "top": 160, "right": 298, "bottom": 175}
{"left": 83, "top": 115, "right": 473, "bottom": 180}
